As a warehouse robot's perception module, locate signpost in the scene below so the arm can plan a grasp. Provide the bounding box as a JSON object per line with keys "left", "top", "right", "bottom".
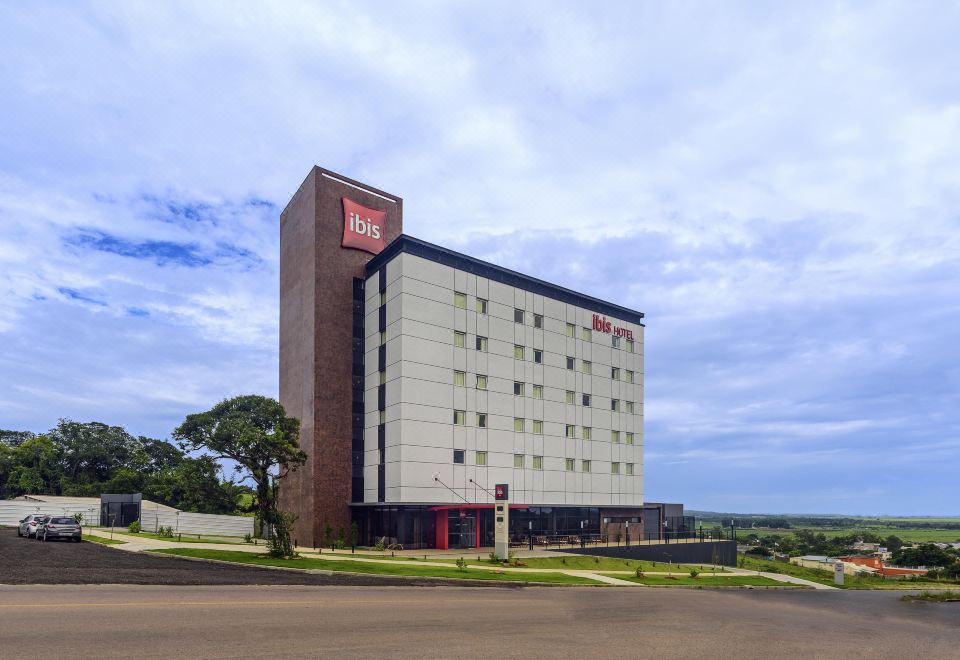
{"left": 494, "top": 484, "right": 509, "bottom": 559}
{"left": 834, "top": 561, "right": 845, "bottom": 586}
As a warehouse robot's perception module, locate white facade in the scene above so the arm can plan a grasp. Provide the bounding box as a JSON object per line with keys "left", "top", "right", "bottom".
{"left": 363, "top": 252, "right": 644, "bottom": 507}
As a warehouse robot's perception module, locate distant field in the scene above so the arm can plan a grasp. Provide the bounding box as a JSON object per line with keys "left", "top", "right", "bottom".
{"left": 733, "top": 526, "right": 960, "bottom": 543}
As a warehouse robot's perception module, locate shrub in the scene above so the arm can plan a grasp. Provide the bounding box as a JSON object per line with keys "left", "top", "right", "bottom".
{"left": 456, "top": 557, "right": 467, "bottom": 572}
{"left": 128, "top": 521, "right": 141, "bottom": 534}
{"left": 374, "top": 537, "right": 386, "bottom": 552}
{"left": 73, "top": 513, "right": 84, "bottom": 524}
{"left": 243, "top": 533, "right": 253, "bottom": 543}
{"left": 689, "top": 569, "right": 700, "bottom": 578}
{"left": 267, "top": 511, "right": 299, "bottom": 559}
{"left": 635, "top": 567, "right": 645, "bottom": 578}
{"left": 488, "top": 552, "right": 501, "bottom": 564}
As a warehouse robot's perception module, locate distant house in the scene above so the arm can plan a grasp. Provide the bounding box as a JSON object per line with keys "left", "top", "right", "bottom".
{"left": 838, "top": 555, "right": 928, "bottom": 578}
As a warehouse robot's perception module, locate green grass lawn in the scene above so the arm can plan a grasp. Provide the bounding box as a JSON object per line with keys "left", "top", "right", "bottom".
{"left": 323, "top": 552, "right": 714, "bottom": 573}
{"left": 150, "top": 548, "right": 598, "bottom": 585}
{"left": 901, "top": 590, "right": 960, "bottom": 602}
{"left": 603, "top": 573, "right": 795, "bottom": 587}
{"left": 736, "top": 554, "right": 960, "bottom": 590}
{"left": 84, "top": 535, "right": 127, "bottom": 545}
{"left": 115, "top": 531, "right": 244, "bottom": 544}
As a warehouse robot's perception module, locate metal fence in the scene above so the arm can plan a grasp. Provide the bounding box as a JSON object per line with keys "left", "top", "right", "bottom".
{"left": 0, "top": 501, "right": 102, "bottom": 528}
{"left": 139, "top": 507, "right": 254, "bottom": 538}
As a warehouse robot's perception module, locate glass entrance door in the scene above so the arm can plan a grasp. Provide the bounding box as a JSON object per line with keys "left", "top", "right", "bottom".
{"left": 448, "top": 511, "right": 476, "bottom": 549}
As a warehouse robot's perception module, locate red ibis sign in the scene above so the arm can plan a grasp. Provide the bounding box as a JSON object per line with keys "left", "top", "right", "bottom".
{"left": 592, "top": 314, "right": 634, "bottom": 341}
{"left": 495, "top": 484, "right": 509, "bottom": 501}
{"left": 341, "top": 197, "right": 386, "bottom": 254}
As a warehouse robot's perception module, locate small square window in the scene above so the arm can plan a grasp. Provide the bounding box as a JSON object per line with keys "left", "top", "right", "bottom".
{"left": 581, "top": 327, "right": 591, "bottom": 341}
{"left": 514, "top": 345, "right": 525, "bottom": 360}
{"left": 611, "top": 430, "right": 620, "bottom": 443}
{"left": 476, "top": 336, "right": 488, "bottom": 351}
{"left": 626, "top": 370, "right": 634, "bottom": 383}
{"left": 476, "top": 375, "right": 488, "bottom": 390}
{"left": 533, "top": 349, "right": 542, "bottom": 364}
{"left": 453, "top": 370, "right": 465, "bottom": 386}
{"left": 454, "top": 331, "right": 465, "bottom": 348}
{"left": 626, "top": 432, "right": 634, "bottom": 445}
{"left": 611, "top": 399, "right": 620, "bottom": 412}
{"left": 453, "top": 449, "right": 465, "bottom": 464}
{"left": 582, "top": 360, "right": 591, "bottom": 374}
{"left": 379, "top": 291, "right": 386, "bottom": 306}
{"left": 514, "top": 417, "right": 524, "bottom": 432}
{"left": 532, "top": 384, "right": 543, "bottom": 399}
{"left": 534, "top": 314, "right": 543, "bottom": 329}
{"left": 379, "top": 410, "right": 386, "bottom": 424}
{"left": 612, "top": 335, "right": 620, "bottom": 348}
{"left": 514, "top": 454, "right": 524, "bottom": 468}
{"left": 611, "top": 462, "right": 620, "bottom": 474}
{"left": 513, "top": 381, "right": 524, "bottom": 396}
{"left": 582, "top": 393, "right": 591, "bottom": 407}
{"left": 627, "top": 339, "right": 635, "bottom": 353}
{"left": 533, "top": 455, "right": 543, "bottom": 470}
{"left": 611, "top": 367, "right": 620, "bottom": 380}
{"left": 565, "top": 458, "right": 575, "bottom": 471}
{"left": 626, "top": 401, "right": 634, "bottom": 414}
{"left": 565, "top": 424, "right": 575, "bottom": 438}
{"left": 476, "top": 413, "right": 487, "bottom": 428}
{"left": 453, "top": 410, "right": 465, "bottom": 425}
{"left": 476, "top": 298, "right": 488, "bottom": 314}
{"left": 533, "top": 420, "right": 543, "bottom": 434}
{"left": 379, "top": 370, "right": 386, "bottom": 385}
{"left": 565, "top": 390, "right": 575, "bottom": 404}
{"left": 566, "top": 356, "right": 575, "bottom": 370}
{"left": 454, "top": 292, "right": 466, "bottom": 309}
{"left": 626, "top": 463, "right": 634, "bottom": 475}
{"left": 476, "top": 451, "right": 488, "bottom": 466}
{"left": 566, "top": 323, "right": 576, "bottom": 337}
{"left": 581, "top": 460, "right": 591, "bottom": 473}
{"left": 514, "top": 308, "right": 524, "bottom": 323}
{"left": 379, "top": 330, "right": 386, "bottom": 345}
{"left": 583, "top": 426, "right": 592, "bottom": 440}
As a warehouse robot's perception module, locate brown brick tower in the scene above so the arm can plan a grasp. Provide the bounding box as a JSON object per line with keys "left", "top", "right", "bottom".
{"left": 278, "top": 167, "right": 402, "bottom": 545}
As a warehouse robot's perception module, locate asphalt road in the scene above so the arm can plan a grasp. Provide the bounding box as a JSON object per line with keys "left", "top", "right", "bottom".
{"left": 1, "top": 584, "right": 958, "bottom": 659}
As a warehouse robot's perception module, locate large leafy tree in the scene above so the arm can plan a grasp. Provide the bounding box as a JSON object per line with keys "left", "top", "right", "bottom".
{"left": 173, "top": 395, "right": 304, "bottom": 536}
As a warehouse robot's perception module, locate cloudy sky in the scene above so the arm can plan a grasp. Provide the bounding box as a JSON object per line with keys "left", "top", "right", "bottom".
{"left": 1, "top": 2, "right": 958, "bottom": 515}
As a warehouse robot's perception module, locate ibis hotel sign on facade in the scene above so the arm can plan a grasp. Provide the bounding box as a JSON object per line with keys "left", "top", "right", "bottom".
{"left": 341, "top": 197, "right": 386, "bottom": 254}
{"left": 592, "top": 313, "right": 635, "bottom": 341}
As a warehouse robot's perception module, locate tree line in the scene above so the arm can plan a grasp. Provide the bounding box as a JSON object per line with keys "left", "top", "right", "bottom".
{"left": 0, "top": 420, "right": 249, "bottom": 514}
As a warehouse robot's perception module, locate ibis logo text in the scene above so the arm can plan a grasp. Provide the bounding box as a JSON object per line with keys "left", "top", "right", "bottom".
{"left": 342, "top": 197, "right": 386, "bottom": 255}
{"left": 592, "top": 314, "right": 634, "bottom": 341}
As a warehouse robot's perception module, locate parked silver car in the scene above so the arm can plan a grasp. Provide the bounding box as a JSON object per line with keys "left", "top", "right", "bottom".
{"left": 17, "top": 514, "right": 50, "bottom": 538}
{"left": 36, "top": 516, "right": 82, "bottom": 542}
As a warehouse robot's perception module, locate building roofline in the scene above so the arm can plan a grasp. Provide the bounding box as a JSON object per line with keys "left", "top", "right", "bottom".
{"left": 365, "top": 234, "right": 646, "bottom": 326}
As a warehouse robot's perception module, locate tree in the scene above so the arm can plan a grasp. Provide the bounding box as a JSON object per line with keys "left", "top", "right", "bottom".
{"left": 892, "top": 544, "right": 956, "bottom": 568}
{"left": 173, "top": 395, "right": 304, "bottom": 539}
{"left": 885, "top": 535, "right": 905, "bottom": 553}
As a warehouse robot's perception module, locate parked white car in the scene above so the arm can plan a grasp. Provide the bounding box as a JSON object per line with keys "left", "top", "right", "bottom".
{"left": 17, "top": 514, "right": 50, "bottom": 538}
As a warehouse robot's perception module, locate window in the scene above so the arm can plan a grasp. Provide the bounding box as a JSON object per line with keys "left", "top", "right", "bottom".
{"left": 627, "top": 339, "right": 635, "bottom": 353}
{"left": 453, "top": 410, "right": 465, "bottom": 425}
{"left": 476, "top": 374, "right": 488, "bottom": 389}
{"left": 565, "top": 390, "right": 575, "bottom": 404}
{"left": 566, "top": 322, "right": 575, "bottom": 337}
{"left": 611, "top": 462, "right": 620, "bottom": 474}
{"left": 476, "top": 451, "right": 488, "bottom": 466}
{"left": 534, "top": 314, "right": 543, "bottom": 329}
{"left": 514, "top": 345, "right": 525, "bottom": 360}
{"left": 565, "top": 458, "right": 575, "bottom": 471}
{"left": 476, "top": 336, "right": 488, "bottom": 351}
{"left": 532, "top": 384, "right": 543, "bottom": 399}
{"left": 626, "top": 463, "right": 634, "bottom": 475}
{"left": 626, "top": 401, "right": 634, "bottom": 413}
{"left": 583, "top": 426, "right": 592, "bottom": 440}
{"left": 565, "top": 424, "right": 575, "bottom": 438}
{"left": 611, "top": 430, "right": 620, "bottom": 444}
{"left": 611, "top": 367, "right": 620, "bottom": 380}
{"left": 379, "top": 291, "right": 386, "bottom": 306}
{"left": 566, "top": 356, "right": 575, "bottom": 370}
{"left": 513, "top": 417, "right": 524, "bottom": 432}
{"left": 454, "top": 331, "right": 465, "bottom": 348}
{"left": 581, "top": 460, "right": 591, "bottom": 473}
{"left": 454, "top": 291, "right": 466, "bottom": 309}
{"left": 379, "top": 370, "right": 386, "bottom": 385}
{"left": 533, "top": 349, "right": 542, "bottom": 364}
{"left": 612, "top": 335, "right": 620, "bottom": 348}
{"left": 476, "top": 413, "right": 487, "bottom": 428}
{"left": 533, "top": 455, "right": 543, "bottom": 470}
{"left": 581, "top": 327, "right": 591, "bottom": 341}
{"left": 514, "top": 454, "right": 525, "bottom": 468}
{"left": 582, "top": 393, "right": 591, "bottom": 407}
{"left": 379, "top": 330, "right": 386, "bottom": 345}
{"left": 453, "top": 370, "right": 465, "bottom": 386}
{"left": 476, "top": 298, "right": 488, "bottom": 314}
{"left": 533, "top": 420, "right": 543, "bottom": 434}
{"left": 626, "top": 370, "right": 634, "bottom": 383}
{"left": 513, "top": 381, "right": 524, "bottom": 396}
{"left": 611, "top": 399, "right": 620, "bottom": 412}
{"left": 453, "top": 449, "right": 465, "bottom": 464}
{"left": 379, "top": 410, "right": 386, "bottom": 424}
{"left": 514, "top": 308, "right": 524, "bottom": 323}
{"left": 626, "top": 432, "right": 634, "bottom": 445}
{"left": 582, "top": 360, "right": 591, "bottom": 374}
